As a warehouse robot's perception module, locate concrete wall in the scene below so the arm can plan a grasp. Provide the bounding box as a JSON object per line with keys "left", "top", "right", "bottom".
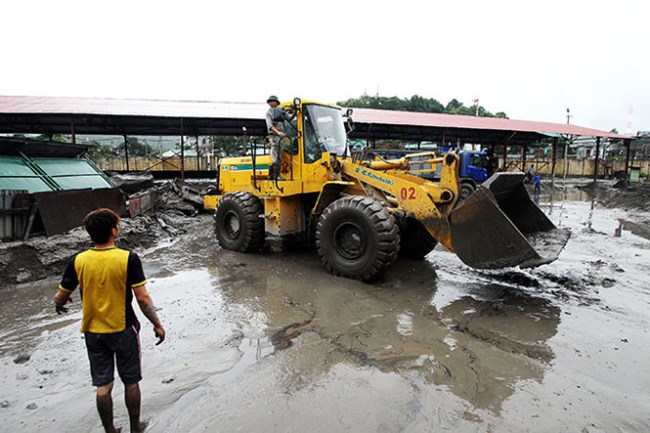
{"left": 93, "top": 156, "right": 210, "bottom": 171}
{"left": 92, "top": 155, "right": 650, "bottom": 179}
{"left": 506, "top": 158, "right": 649, "bottom": 178}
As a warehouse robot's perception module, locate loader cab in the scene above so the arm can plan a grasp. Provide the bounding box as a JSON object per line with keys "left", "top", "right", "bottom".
{"left": 301, "top": 103, "right": 348, "bottom": 163}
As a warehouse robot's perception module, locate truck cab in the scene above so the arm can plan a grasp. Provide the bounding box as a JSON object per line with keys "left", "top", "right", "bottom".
{"left": 458, "top": 151, "right": 489, "bottom": 183}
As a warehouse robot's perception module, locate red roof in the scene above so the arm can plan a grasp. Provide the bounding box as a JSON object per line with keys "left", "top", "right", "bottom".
{"left": 0, "top": 95, "right": 265, "bottom": 119}
{"left": 353, "top": 108, "right": 631, "bottom": 140}
{"left": 0, "top": 95, "right": 633, "bottom": 141}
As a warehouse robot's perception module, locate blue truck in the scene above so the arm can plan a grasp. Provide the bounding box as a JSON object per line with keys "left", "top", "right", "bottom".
{"left": 455, "top": 150, "right": 491, "bottom": 198}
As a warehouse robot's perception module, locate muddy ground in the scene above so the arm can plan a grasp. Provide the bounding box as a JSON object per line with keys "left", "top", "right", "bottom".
{"left": 1, "top": 183, "right": 650, "bottom": 432}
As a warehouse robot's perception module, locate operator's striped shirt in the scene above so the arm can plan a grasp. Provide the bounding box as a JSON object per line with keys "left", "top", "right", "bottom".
{"left": 59, "top": 247, "right": 146, "bottom": 334}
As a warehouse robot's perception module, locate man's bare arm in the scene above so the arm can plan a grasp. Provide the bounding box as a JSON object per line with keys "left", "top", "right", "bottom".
{"left": 54, "top": 289, "right": 72, "bottom": 314}
{"left": 133, "top": 284, "right": 165, "bottom": 345}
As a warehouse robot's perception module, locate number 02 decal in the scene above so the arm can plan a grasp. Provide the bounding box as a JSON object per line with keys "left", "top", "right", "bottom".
{"left": 400, "top": 187, "right": 416, "bottom": 200}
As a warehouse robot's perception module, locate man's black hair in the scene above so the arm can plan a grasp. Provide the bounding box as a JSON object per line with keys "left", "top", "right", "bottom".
{"left": 83, "top": 208, "right": 120, "bottom": 244}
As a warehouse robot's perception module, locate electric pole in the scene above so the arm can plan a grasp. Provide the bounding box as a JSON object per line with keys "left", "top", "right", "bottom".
{"left": 563, "top": 108, "right": 572, "bottom": 179}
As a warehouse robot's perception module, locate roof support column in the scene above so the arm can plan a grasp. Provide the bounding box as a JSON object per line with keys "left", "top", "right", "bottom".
{"left": 180, "top": 119, "right": 185, "bottom": 182}
{"left": 624, "top": 138, "right": 631, "bottom": 185}
{"left": 70, "top": 118, "right": 76, "bottom": 145}
{"left": 123, "top": 135, "right": 130, "bottom": 171}
{"left": 551, "top": 136, "right": 558, "bottom": 190}
{"left": 195, "top": 135, "right": 200, "bottom": 170}
{"left": 521, "top": 144, "right": 528, "bottom": 172}
{"left": 503, "top": 143, "right": 508, "bottom": 170}
{"left": 593, "top": 137, "right": 601, "bottom": 183}
{"left": 563, "top": 136, "right": 571, "bottom": 179}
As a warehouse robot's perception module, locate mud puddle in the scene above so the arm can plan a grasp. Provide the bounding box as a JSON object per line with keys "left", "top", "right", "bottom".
{"left": 1, "top": 191, "right": 650, "bottom": 432}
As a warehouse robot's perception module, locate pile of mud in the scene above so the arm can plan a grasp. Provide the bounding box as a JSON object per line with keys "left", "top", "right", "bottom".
{"left": 0, "top": 210, "right": 197, "bottom": 286}
{"left": 0, "top": 177, "right": 219, "bottom": 286}
{"left": 601, "top": 183, "right": 650, "bottom": 211}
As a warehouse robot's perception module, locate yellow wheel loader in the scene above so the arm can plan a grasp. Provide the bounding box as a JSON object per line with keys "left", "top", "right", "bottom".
{"left": 204, "top": 98, "right": 569, "bottom": 281}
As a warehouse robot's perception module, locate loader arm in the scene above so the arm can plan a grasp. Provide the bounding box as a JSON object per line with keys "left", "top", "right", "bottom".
{"left": 340, "top": 153, "right": 570, "bottom": 270}
{"left": 340, "top": 153, "right": 462, "bottom": 251}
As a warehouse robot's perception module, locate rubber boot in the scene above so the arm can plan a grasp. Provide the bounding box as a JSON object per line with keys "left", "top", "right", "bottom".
{"left": 275, "top": 163, "right": 284, "bottom": 181}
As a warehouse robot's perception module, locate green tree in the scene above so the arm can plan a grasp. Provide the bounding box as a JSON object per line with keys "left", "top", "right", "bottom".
{"left": 210, "top": 135, "right": 264, "bottom": 156}
{"left": 35, "top": 134, "right": 69, "bottom": 143}
{"left": 86, "top": 140, "right": 115, "bottom": 159}
{"left": 445, "top": 99, "right": 463, "bottom": 111}
{"left": 115, "top": 136, "right": 156, "bottom": 157}
{"left": 339, "top": 94, "right": 508, "bottom": 119}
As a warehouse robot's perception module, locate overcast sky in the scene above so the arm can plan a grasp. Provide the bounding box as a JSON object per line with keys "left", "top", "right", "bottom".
{"left": 2, "top": 0, "right": 648, "bottom": 133}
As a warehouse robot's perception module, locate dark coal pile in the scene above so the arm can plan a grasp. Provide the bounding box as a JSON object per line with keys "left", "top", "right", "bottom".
{"left": 108, "top": 172, "right": 155, "bottom": 194}
{"left": 0, "top": 181, "right": 206, "bottom": 286}
{"left": 602, "top": 183, "right": 650, "bottom": 211}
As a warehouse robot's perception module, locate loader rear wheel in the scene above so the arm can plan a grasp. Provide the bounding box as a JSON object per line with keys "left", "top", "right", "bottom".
{"left": 214, "top": 191, "right": 264, "bottom": 252}
{"left": 316, "top": 196, "right": 400, "bottom": 281}
{"left": 460, "top": 182, "right": 476, "bottom": 200}
{"left": 398, "top": 218, "right": 437, "bottom": 260}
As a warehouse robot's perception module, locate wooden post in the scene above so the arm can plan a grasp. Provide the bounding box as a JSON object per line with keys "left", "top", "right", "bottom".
{"left": 180, "top": 119, "right": 185, "bottom": 182}
{"left": 195, "top": 135, "right": 200, "bottom": 170}
{"left": 522, "top": 144, "right": 528, "bottom": 172}
{"left": 123, "top": 135, "right": 130, "bottom": 171}
{"left": 563, "top": 136, "right": 570, "bottom": 179}
{"left": 70, "top": 118, "right": 76, "bottom": 145}
{"left": 624, "top": 138, "right": 631, "bottom": 184}
{"left": 551, "top": 137, "right": 558, "bottom": 190}
{"left": 593, "top": 137, "right": 601, "bottom": 183}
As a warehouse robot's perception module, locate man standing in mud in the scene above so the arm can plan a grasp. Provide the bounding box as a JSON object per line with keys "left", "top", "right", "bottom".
{"left": 265, "top": 95, "right": 296, "bottom": 180}
{"left": 54, "top": 208, "right": 165, "bottom": 433}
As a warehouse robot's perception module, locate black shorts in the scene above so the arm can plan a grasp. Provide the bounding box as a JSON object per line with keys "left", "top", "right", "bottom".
{"left": 84, "top": 325, "right": 142, "bottom": 387}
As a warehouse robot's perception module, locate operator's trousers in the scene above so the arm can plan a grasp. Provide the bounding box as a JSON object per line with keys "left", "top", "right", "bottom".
{"left": 268, "top": 136, "right": 282, "bottom": 180}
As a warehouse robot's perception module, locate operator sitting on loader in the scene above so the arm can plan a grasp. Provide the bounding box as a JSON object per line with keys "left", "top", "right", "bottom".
{"left": 265, "top": 95, "right": 296, "bottom": 180}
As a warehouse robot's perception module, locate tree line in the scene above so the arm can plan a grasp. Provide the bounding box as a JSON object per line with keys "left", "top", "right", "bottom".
{"left": 337, "top": 94, "right": 508, "bottom": 119}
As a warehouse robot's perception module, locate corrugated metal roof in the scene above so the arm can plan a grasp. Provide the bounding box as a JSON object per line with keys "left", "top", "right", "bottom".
{"left": 0, "top": 95, "right": 633, "bottom": 141}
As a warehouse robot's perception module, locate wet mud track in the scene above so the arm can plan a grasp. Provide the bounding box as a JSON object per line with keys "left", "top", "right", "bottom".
{"left": 1, "top": 195, "right": 650, "bottom": 432}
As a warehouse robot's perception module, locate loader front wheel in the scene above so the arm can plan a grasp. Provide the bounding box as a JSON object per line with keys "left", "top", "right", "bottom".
{"left": 214, "top": 192, "right": 264, "bottom": 252}
{"left": 316, "top": 196, "right": 400, "bottom": 281}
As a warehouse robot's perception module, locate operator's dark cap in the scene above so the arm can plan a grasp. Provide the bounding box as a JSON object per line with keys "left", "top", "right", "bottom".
{"left": 267, "top": 95, "right": 280, "bottom": 104}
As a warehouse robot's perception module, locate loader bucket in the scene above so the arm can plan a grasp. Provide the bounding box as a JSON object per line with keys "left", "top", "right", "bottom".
{"left": 449, "top": 172, "right": 570, "bottom": 269}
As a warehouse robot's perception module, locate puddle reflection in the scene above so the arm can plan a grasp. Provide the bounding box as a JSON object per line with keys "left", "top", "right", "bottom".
{"left": 204, "top": 249, "right": 560, "bottom": 414}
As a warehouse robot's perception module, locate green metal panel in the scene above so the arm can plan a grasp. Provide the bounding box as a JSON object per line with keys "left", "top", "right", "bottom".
{"left": 0, "top": 155, "right": 112, "bottom": 193}
{"left": 35, "top": 158, "right": 100, "bottom": 176}
{"left": 0, "top": 156, "right": 39, "bottom": 176}
{"left": 55, "top": 176, "right": 114, "bottom": 190}
{"left": 34, "top": 158, "right": 113, "bottom": 190}
{"left": 0, "top": 177, "right": 52, "bottom": 192}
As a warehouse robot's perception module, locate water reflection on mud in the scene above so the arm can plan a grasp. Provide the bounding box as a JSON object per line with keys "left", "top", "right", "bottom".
{"left": 202, "top": 248, "right": 561, "bottom": 415}
{"left": 2, "top": 189, "right": 650, "bottom": 432}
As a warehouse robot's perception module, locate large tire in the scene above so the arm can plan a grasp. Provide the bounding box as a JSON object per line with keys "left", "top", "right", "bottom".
{"left": 398, "top": 218, "right": 437, "bottom": 260}
{"left": 214, "top": 191, "right": 265, "bottom": 252}
{"left": 316, "top": 196, "right": 400, "bottom": 281}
